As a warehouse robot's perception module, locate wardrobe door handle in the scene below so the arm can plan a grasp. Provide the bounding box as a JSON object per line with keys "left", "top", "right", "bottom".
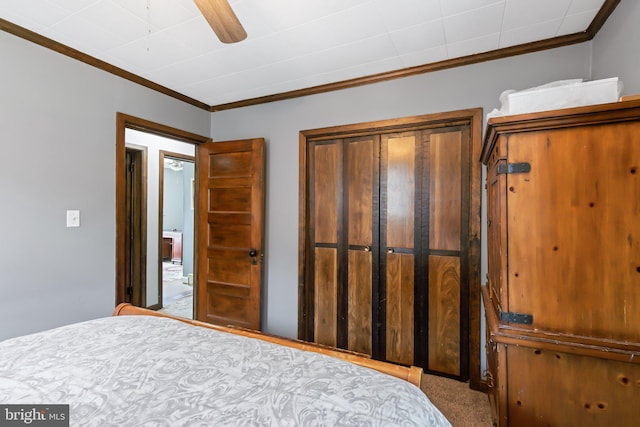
{"left": 364, "top": 246, "right": 371, "bottom": 252}
{"left": 387, "top": 247, "right": 395, "bottom": 254}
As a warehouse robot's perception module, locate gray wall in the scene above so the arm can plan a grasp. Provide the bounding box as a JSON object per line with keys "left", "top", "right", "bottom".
{"left": 210, "top": 43, "right": 593, "bottom": 339}
{"left": 0, "top": 31, "right": 210, "bottom": 341}
{"left": 592, "top": 0, "right": 640, "bottom": 96}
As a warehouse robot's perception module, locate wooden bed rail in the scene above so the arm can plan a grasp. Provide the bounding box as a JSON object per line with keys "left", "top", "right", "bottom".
{"left": 113, "top": 303, "right": 423, "bottom": 387}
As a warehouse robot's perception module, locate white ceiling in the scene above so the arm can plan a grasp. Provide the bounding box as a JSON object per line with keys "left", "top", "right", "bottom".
{"left": 0, "top": 0, "right": 607, "bottom": 108}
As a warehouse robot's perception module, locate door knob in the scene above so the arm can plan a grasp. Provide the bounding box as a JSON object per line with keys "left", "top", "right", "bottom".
{"left": 387, "top": 247, "right": 395, "bottom": 254}
{"left": 364, "top": 246, "right": 371, "bottom": 252}
{"left": 249, "top": 248, "right": 258, "bottom": 265}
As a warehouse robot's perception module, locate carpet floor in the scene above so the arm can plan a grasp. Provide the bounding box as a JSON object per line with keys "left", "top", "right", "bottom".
{"left": 421, "top": 374, "right": 492, "bottom": 426}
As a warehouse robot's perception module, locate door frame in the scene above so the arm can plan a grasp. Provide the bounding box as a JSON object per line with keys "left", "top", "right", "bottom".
{"left": 124, "top": 145, "right": 148, "bottom": 306}
{"left": 115, "top": 113, "right": 210, "bottom": 307}
{"left": 298, "top": 108, "right": 483, "bottom": 389}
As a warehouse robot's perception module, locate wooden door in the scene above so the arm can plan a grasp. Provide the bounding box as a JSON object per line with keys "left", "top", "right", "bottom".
{"left": 308, "top": 136, "right": 380, "bottom": 354}
{"left": 196, "top": 138, "right": 265, "bottom": 330}
{"left": 379, "top": 128, "right": 467, "bottom": 377}
{"left": 124, "top": 148, "right": 146, "bottom": 307}
{"left": 505, "top": 123, "right": 640, "bottom": 342}
{"left": 380, "top": 131, "right": 419, "bottom": 366}
{"left": 305, "top": 127, "right": 468, "bottom": 378}
{"left": 345, "top": 136, "right": 379, "bottom": 356}
{"left": 424, "top": 128, "right": 467, "bottom": 378}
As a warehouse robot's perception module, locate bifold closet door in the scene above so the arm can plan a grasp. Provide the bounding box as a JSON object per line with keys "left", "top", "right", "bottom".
{"left": 309, "top": 136, "right": 378, "bottom": 355}
{"left": 425, "top": 129, "right": 467, "bottom": 378}
{"left": 306, "top": 127, "right": 468, "bottom": 378}
{"left": 345, "top": 136, "right": 379, "bottom": 356}
{"left": 309, "top": 140, "right": 340, "bottom": 348}
{"left": 380, "top": 132, "right": 419, "bottom": 366}
{"left": 380, "top": 128, "right": 467, "bottom": 376}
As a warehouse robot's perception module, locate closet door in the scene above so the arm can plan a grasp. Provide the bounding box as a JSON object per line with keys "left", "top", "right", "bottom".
{"left": 424, "top": 128, "right": 467, "bottom": 378}
{"left": 345, "top": 136, "right": 379, "bottom": 355}
{"left": 309, "top": 139, "right": 341, "bottom": 347}
{"left": 308, "top": 136, "right": 379, "bottom": 354}
{"left": 380, "top": 127, "right": 467, "bottom": 377}
{"left": 303, "top": 124, "right": 472, "bottom": 380}
{"left": 380, "top": 132, "right": 420, "bottom": 366}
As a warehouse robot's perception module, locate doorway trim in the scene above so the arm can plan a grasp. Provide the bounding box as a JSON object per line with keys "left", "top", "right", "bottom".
{"left": 298, "top": 108, "right": 483, "bottom": 390}
{"left": 115, "top": 113, "right": 210, "bottom": 307}
{"left": 125, "top": 144, "right": 148, "bottom": 307}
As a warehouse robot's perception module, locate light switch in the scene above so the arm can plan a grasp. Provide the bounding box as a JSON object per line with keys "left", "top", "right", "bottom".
{"left": 66, "top": 210, "right": 80, "bottom": 227}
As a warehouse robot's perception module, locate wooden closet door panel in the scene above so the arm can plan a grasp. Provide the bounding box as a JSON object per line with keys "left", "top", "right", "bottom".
{"left": 311, "top": 142, "right": 341, "bottom": 347}
{"left": 385, "top": 135, "right": 415, "bottom": 249}
{"left": 313, "top": 144, "right": 339, "bottom": 244}
{"left": 346, "top": 137, "right": 376, "bottom": 355}
{"left": 426, "top": 130, "right": 462, "bottom": 376}
{"left": 348, "top": 250, "right": 372, "bottom": 354}
{"left": 347, "top": 139, "right": 374, "bottom": 245}
{"left": 507, "top": 123, "right": 640, "bottom": 341}
{"left": 429, "top": 131, "right": 461, "bottom": 250}
{"left": 382, "top": 133, "right": 417, "bottom": 366}
{"left": 428, "top": 255, "right": 460, "bottom": 375}
{"left": 314, "top": 247, "right": 338, "bottom": 346}
{"left": 386, "top": 253, "right": 414, "bottom": 365}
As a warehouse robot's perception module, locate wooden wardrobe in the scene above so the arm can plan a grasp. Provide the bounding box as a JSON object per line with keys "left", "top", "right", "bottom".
{"left": 481, "top": 100, "right": 640, "bottom": 426}
{"left": 299, "top": 110, "right": 482, "bottom": 382}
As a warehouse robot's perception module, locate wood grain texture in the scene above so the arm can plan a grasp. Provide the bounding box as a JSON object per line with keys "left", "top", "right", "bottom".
{"left": 314, "top": 144, "right": 339, "bottom": 244}
{"left": 196, "top": 139, "right": 265, "bottom": 331}
{"left": 299, "top": 109, "right": 483, "bottom": 385}
{"left": 347, "top": 139, "right": 374, "bottom": 246}
{"left": 486, "top": 159, "right": 507, "bottom": 316}
{"left": 483, "top": 101, "right": 640, "bottom": 425}
{"left": 386, "top": 253, "right": 414, "bottom": 366}
{"left": 314, "top": 247, "right": 338, "bottom": 347}
{"left": 193, "top": 0, "right": 247, "bottom": 44}
{"left": 385, "top": 134, "right": 415, "bottom": 249}
{"left": 428, "top": 255, "right": 461, "bottom": 376}
{"left": 429, "top": 131, "right": 462, "bottom": 251}
{"left": 348, "top": 250, "right": 373, "bottom": 355}
{"left": 506, "top": 122, "right": 640, "bottom": 342}
{"left": 506, "top": 344, "right": 640, "bottom": 427}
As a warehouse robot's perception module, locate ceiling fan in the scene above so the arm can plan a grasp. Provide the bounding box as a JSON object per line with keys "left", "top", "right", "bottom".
{"left": 193, "top": 0, "right": 247, "bottom": 44}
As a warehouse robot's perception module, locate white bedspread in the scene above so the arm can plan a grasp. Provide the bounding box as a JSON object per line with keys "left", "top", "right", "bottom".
{"left": 0, "top": 315, "right": 450, "bottom": 426}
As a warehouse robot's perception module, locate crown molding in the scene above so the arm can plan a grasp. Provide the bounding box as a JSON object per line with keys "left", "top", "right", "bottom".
{"left": 1, "top": 0, "right": 621, "bottom": 113}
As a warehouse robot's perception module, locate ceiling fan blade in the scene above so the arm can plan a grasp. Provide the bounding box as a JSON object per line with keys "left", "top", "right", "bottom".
{"left": 194, "top": 0, "right": 247, "bottom": 44}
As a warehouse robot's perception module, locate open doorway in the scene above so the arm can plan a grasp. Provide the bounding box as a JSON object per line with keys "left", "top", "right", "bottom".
{"left": 158, "top": 152, "right": 195, "bottom": 318}
{"left": 115, "top": 113, "right": 209, "bottom": 319}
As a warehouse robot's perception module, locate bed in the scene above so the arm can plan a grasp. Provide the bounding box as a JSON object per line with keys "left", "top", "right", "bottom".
{"left": 0, "top": 303, "right": 451, "bottom": 426}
